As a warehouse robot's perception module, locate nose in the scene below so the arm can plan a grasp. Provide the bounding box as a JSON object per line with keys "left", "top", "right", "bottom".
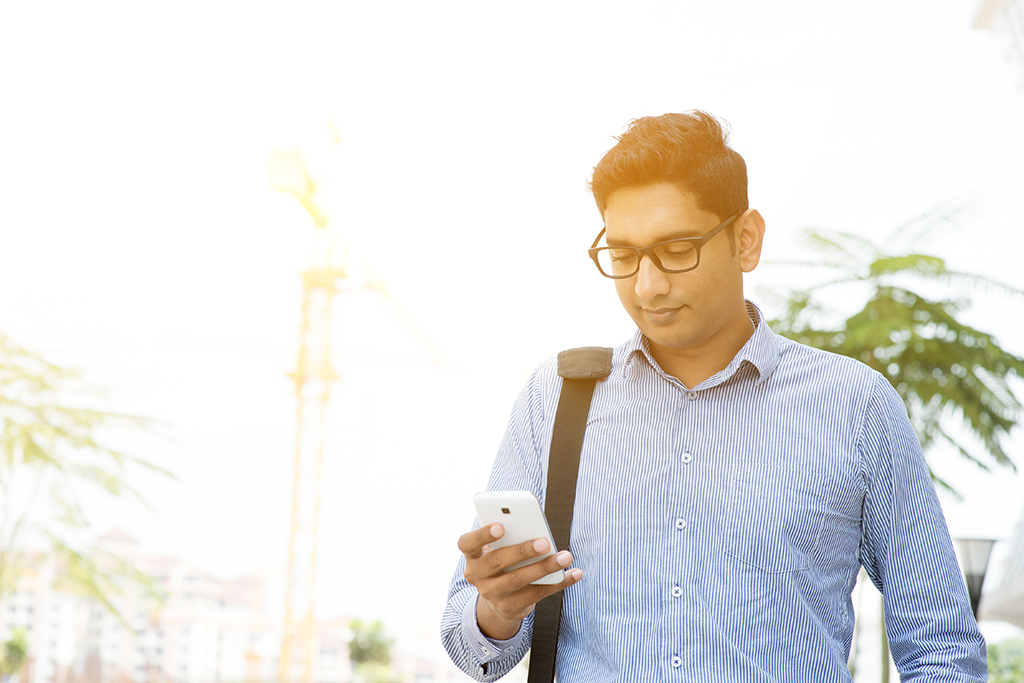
{"left": 634, "top": 255, "right": 670, "bottom": 299}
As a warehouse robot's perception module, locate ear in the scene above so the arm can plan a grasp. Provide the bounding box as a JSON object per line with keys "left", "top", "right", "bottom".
{"left": 736, "top": 209, "right": 765, "bottom": 273}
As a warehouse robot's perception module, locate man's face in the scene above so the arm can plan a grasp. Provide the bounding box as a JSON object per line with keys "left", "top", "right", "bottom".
{"left": 603, "top": 182, "right": 757, "bottom": 359}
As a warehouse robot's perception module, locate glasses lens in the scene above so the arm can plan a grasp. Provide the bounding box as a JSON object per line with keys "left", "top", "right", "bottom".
{"left": 596, "top": 248, "right": 640, "bottom": 277}
{"left": 653, "top": 240, "right": 698, "bottom": 272}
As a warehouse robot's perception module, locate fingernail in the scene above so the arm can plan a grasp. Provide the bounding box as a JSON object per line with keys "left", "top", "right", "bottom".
{"left": 556, "top": 551, "right": 572, "bottom": 566}
{"left": 491, "top": 524, "right": 503, "bottom": 538}
{"left": 570, "top": 568, "right": 582, "bottom": 580}
{"left": 533, "top": 538, "right": 549, "bottom": 553}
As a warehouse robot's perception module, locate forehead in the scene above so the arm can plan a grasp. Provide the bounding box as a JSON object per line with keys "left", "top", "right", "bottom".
{"left": 603, "top": 183, "right": 718, "bottom": 245}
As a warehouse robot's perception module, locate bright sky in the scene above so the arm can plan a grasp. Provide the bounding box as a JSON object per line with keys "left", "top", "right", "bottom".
{"left": 2, "top": 0, "right": 1024, "bottom": 670}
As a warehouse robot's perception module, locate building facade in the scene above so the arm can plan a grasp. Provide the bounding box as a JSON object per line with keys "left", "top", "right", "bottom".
{"left": 0, "top": 531, "right": 354, "bottom": 683}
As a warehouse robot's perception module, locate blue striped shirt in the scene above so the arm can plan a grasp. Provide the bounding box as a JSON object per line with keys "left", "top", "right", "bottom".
{"left": 441, "top": 302, "right": 986, "bottom": 682}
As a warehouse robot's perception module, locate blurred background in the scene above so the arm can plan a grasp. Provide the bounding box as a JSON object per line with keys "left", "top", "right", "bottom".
{"left": 1, "top": 0, "right": 1023, "bottom": 681}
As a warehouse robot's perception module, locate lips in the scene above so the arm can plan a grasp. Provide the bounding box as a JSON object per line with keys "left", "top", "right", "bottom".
{"left": 642, "top": 306, "right": 682, "bottom": 324}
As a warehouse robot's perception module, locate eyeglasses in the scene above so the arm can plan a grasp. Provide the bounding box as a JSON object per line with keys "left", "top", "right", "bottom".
{"left": 588, "top": 211, "right": 742, "bottom": 279}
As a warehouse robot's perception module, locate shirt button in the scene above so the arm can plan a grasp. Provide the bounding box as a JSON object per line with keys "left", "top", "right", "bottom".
{"left": 675, "top": 518, "right": 686, "bottom": 530}
{"left": 671, "top": 656, "right": 682, "bottom": 668}
{"left": 671, "top": 586, "right": 682, "bottom": 597}
{"left": 687, "top": 391, "right": 698, "bottom": 401}
{"left": 681, "top": 452, "right": 693, "bottom": 464}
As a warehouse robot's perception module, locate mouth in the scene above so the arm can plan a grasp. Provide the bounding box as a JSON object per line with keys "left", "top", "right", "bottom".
{"left": 642, "top": 306, "right": 682, "bottom": 324}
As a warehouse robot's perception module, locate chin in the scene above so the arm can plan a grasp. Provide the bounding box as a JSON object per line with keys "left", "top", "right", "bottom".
{"left": 651, "top": 335, "right": 695, "bottom": 350}
{"left": 637, "top": 327, "right": 690, "bottom": 349}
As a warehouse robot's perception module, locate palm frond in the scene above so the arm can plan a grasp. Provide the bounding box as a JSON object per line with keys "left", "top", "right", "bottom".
{"left": 888, "top": 202, "right": 974, "bottom": 253}
{"left": 926, "top": 269, "right": 1024, "bottom": 298}
{"left": 795, "top": 229, "right": 877, "bottom": 270}
{"left": 929, "top": 471, "right": 964, "bottom": 502}
{"left": 0, "top": 334, "right": 175, "bottom": 608}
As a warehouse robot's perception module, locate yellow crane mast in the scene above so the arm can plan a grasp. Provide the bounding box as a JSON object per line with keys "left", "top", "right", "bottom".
{"left": 267, "top": 148, "right": 342, "bottom": 683}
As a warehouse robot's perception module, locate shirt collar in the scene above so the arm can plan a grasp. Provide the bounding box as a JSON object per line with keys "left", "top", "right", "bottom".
{"left": 622, "top": 300, "right": 781, "bottom": 387}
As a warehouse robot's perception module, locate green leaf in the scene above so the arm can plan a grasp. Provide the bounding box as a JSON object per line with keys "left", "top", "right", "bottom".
{"left": 868, "top": 254, "right": 946, "bottom": 278}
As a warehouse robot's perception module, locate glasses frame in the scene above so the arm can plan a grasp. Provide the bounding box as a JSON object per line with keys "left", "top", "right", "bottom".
{"left": 588, "top": 211, "right": 743, "bottom": 279}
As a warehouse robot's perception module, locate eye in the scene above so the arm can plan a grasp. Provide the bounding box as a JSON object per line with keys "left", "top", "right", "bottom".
{"left": 608, "top": 249, "right": 637, "bottom": 263}
{"left": 662, "top": 241, "right": 696, "bottom": 256}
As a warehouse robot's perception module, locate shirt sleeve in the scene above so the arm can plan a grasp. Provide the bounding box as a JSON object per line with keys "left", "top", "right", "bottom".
{"left": 439, "top": 579, "right": 533, "bottom": 681}
{"left": 440, "top": 367, "right": 553, "bottom": 680}
{"left": 858, "top": 374, "right": 988, "bottom": 682}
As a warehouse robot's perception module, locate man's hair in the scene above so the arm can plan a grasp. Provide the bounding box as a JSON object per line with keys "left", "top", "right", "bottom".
{"left": 589, "top": 111, "right": 748, "bottom": 222}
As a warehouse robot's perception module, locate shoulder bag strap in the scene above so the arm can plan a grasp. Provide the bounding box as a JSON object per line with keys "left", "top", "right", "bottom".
{"left": 528, "top": 346, "right": 612, "bottom": 683}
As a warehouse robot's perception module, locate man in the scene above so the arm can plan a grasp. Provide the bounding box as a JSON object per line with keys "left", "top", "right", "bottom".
{"left": 441, "top": 111, "right": 986, "bottom": 681}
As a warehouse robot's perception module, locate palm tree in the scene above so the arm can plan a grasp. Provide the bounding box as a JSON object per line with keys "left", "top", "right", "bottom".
{"left": 0, "top": 334, "right": 174, "bottom": 623}
{"left": 764, "top": 205, "right": 1024, "bottom": 495}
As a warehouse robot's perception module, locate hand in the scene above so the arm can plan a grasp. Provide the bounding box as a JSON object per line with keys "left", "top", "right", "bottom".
{"left": 458, "top": 523, "right": 583, "bottom": 640}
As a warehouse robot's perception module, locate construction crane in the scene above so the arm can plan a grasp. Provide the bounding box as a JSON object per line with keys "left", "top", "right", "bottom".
{"left": 266, "top": 147, "right": 343, "bottom": 683}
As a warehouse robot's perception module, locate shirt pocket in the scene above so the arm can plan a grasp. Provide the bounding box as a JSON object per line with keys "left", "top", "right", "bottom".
{"left": 724, "top": 459, "right": 826, "bottom": 573}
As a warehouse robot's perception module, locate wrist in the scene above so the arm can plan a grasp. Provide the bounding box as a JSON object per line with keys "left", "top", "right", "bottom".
{"left": 476, "top": 597, "right": 523, "bottom": 641}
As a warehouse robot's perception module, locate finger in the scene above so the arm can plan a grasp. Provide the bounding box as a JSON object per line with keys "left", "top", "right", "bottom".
{"left": 475, "top": 537, "right": 552, "bottom": 577}
{"left": 497, "top": 550, "right": 574, "bottom": 591}
{"left": 458, "top": 524, "right": 504, "bottom": 559}
{"left": 561, "top": 567, "right": 583, "bottom": 587}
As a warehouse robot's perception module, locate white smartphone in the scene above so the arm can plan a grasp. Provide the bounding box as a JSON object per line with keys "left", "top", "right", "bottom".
{"left": 473, "top": 490, "right": 564, "bottom": 585}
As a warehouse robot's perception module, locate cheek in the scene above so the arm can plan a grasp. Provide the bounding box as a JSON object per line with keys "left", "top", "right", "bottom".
{"left": 613, "top": 279, "right": 635, "bottom": 305}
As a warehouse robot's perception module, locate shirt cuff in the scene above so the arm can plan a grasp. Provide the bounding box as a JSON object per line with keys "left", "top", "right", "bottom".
{"left": 460, "top": 591, "right": 527, "bottom": 664}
